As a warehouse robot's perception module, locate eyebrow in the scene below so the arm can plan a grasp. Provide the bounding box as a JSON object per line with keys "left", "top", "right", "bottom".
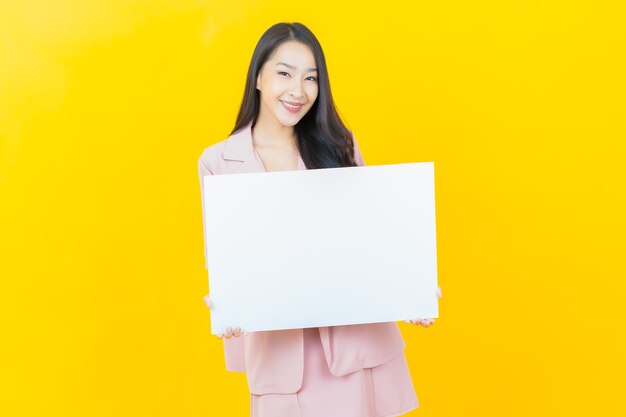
{"left": 276, "top": 62, "right": 318, "bottom": 72}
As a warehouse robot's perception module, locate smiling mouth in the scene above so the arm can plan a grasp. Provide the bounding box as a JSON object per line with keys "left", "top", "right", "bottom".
{"left": 281, "top": 100, "right": 304, "bottom": 112}
{"left": 281, "top": 100, "right": 304, "bottom": 108}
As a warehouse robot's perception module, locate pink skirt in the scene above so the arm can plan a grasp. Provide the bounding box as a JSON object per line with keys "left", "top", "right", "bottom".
{"left": 250, "top": 327, "right": 419, "bottom": 417}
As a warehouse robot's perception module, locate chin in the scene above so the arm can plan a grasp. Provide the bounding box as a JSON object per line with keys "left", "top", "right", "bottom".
{"left": 279, "top": 117, "right": 302, "bottom": 127}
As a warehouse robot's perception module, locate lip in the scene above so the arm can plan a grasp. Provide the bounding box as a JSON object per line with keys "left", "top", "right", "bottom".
{"left": 281, "top": 100, "right": 304, "bottom": 113}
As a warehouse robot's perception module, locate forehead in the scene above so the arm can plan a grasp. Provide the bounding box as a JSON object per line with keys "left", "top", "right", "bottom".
{"left": 267, "top": 41, "right": 316, "bottom": 68}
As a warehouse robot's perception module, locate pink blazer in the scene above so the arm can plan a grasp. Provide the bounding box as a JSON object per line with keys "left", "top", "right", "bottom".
{"left": 198, "top": 121, "right": 406, "bottom": 395}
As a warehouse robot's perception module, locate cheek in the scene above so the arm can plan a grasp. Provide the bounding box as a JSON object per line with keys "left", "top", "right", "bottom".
{"left": 262, "top": 76, "right": 285, "bottom": 97}
{"left": 306, "top": 84, "right": 319, "bottom": 102}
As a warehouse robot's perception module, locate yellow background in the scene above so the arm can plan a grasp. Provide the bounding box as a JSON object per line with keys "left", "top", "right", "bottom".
{"left": 1, "top": 1, "right": 624, "bottom": 416}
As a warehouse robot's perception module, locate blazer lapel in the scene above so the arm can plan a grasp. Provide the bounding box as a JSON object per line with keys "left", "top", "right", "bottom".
{"left": 223, "top": 121, "right": 307, "bottom": 173}
{"left": 222, "top": 122, "right": 264, "bottom": 173}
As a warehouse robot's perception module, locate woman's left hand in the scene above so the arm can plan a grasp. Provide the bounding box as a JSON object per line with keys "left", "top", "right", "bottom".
{"left": 405, "top": 286, "right": 442, "bottom": 328}
{"left": 405, "top": 318, "right": 436, "bottom": 327}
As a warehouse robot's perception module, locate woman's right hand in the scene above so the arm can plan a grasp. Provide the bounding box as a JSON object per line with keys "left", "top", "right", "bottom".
{"left": 203, "top": 294, "right": 245, "bottom": 339}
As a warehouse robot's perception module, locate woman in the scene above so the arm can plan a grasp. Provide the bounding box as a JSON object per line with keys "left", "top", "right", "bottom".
{"left": 199, "top": 22, "right": 441, "bottom": 417}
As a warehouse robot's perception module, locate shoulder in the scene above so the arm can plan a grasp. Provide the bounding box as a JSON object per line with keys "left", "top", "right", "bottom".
{"left": 348, "top": 130, "right": 366, "bottom": 166}
{"left": 199, "top": 138, "right": 227, "bottom": 166}
{"left": 199, "top": 123, "right": 253, "bottom": 174}
{"left": 198, "top": 133, "right": 234, "bottom": 174}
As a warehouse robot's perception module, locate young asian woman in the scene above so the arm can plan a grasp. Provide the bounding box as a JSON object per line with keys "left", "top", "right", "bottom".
{"left": 198, "top": 22, "right": 442, "bottom": 417}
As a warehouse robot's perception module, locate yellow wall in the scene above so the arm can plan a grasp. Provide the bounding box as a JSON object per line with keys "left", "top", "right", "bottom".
{"left": 1, "top": 1, "right": 624, "bottom": 416}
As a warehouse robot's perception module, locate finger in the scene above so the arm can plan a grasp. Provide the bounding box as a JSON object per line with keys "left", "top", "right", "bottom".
{"left": 233, "top": 327, "right": 241, "bottom": 337}
{"left": 225, "top": 327, "right": 233, "bottom": 339}
{"left": 436, "top": 286, "right": 442, "bottom": 299}
{"left": 216, "top": 333, "right": 224, "bottom": 339}
{"left": 203, "top": 295, "right": 212, "bottom": 308}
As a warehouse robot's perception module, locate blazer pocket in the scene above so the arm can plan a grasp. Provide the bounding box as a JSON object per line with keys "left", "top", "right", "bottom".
{"left": 245, "top": 329, "right": 304, "bottom": 395}
{"left": 320, "top": 322, "right": 407, "bottom": 377}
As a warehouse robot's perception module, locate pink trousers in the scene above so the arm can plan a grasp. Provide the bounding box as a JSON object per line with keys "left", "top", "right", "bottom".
{"left": 250, "top": 327, "right": 419, "bottom": 417}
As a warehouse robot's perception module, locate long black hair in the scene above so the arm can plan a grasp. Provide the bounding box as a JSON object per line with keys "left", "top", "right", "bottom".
{"left": 231, "top": 22, "right": 358, "bottom": 169}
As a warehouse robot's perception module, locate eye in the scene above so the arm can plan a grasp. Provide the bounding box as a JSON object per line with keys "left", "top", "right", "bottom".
{"left": 278, "top": 71, "right": 290, "bottom": 77}
{"left": 306, "top": 76, "right": 317, "bottom": 81}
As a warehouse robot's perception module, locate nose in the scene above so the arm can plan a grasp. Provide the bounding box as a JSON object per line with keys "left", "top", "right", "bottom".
{"left": 289, "top": 78, "right": 304, "bottom": 98}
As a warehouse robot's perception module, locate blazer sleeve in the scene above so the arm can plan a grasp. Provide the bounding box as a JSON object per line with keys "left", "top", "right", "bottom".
{"left": 198, "top": 153, "right": 246, "bottom": 373}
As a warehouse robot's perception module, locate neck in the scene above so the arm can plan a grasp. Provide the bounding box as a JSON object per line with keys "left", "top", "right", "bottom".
{"left": 252, "top": 114, "right": 297, "bottom": 149}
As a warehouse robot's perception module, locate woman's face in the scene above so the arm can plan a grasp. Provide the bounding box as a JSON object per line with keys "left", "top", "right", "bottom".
{"left": 256, "top": 40, "right": 319, "bottom": 128}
